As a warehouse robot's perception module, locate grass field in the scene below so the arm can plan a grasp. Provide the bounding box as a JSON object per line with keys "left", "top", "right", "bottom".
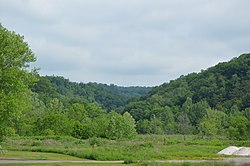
{"left": 0, "top": 150, "right": 82, "bottom": 160}
{"left": 0, "top": 163, "right": 235, "bottom": 166}
{"left": 0, "top": 135, "right": 249, "bottom": 164}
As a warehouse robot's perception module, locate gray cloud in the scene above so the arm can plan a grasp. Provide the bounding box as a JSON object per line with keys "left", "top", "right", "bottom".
{"left": 1, "top": 0, "right": 250, "bottom": 86}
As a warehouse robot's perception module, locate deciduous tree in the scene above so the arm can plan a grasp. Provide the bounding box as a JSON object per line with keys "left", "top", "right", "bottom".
{"left": 0, "top": 24, "right": 37, "bottom": 139}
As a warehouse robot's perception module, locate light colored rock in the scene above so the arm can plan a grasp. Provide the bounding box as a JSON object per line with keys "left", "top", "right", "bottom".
{"left": 218, "top": 146, "right": 250, "bottom": 156}
{"left": 232, "top": 147, "right": 250, "bottom": 156}
{"left": 217, "top": 146, "right": 240, "bottom": 155}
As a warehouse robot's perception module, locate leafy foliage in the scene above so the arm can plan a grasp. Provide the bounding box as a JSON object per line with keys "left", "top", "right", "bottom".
{"left": 122, "top": 53, "right": 250, "bottom": 138}
{"left": 0, "top": 24, "right": 37, "bottom": 139}
{"left": 1, "top": 23, "right": 249, "bottom": 140}
{"left": 33, "top": 76, "right": 151, "bottom": 110}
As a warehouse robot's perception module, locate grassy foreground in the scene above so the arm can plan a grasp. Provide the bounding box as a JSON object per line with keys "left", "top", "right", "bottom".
{"left": 0, "top": 163, "right": 236, "bottom": 166}
{"left": 0, "top": 150, "right": 82, "bottom": 160}
{"left": 1, "top": 135, "right": 249, "bottom": 162}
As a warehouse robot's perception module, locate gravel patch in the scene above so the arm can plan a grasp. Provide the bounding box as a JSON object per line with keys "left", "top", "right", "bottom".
{"left": 232, "top": 147, "right": 250, "bottom": 156}
{"left": 218, "top": 146, "right": 250, "bottom": 156}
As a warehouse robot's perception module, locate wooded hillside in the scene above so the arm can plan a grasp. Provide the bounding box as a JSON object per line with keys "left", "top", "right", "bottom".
{"left": 32, "top": 76, "right": 151, "bottom": 110}
{"left": 121, "top": 54, "right": 250, "bottom": 138}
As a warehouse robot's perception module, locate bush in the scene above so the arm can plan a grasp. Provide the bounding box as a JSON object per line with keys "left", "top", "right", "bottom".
{"left": 89, "top": 137, "right": 100, "bottom": 147}
{"left": 124, "top": 159, "right": 136, "bottom": 164}
{"left": 35, "top": 114, "right": 73, "bottom": 136}
{"left": 31, "top": 140, "right": 42, "bottom": 146}
{"left": 86, "top": 153, "right": 97, "bottom": 160}
{"left": 181, "top": 163, "right": 192, "bottom": 166}
{"left": 139, "top": 143, "right": 153, "bottom": 148}
{"left": 71, "top": 121, "right": 94, "bottom": 139}
{"left": 43, "top": 129, "right": 55, "bottom": 136}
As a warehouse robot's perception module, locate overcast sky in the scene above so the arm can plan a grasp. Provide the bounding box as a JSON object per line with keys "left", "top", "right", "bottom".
{"left": 0, "top": 0, "right": 249, "bottom": 86}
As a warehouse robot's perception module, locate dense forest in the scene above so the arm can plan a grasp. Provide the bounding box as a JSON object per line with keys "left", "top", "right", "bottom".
{"left": 32, "top": 76, "right": 151, "bottom": 110}
{"left": 0, "top": 24, "right": 249, "bottom": 141}
{"left": 121, "top": 53, "right": 250, "bottom": 139}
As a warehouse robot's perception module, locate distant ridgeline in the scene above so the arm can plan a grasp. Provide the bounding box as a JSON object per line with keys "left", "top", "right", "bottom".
{"left": 120, "top": 53, "right": 250, "bottom": 138}
{"left": 124, "top": 53, "right": 249, "bottom": 112}
{"left": 32, "top": 76, "right": 151, "bottom": 110}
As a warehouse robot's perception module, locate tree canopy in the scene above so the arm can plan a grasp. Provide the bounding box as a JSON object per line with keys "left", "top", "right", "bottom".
{"left": 0, "top": 24, "right": 37, "bottom": 139}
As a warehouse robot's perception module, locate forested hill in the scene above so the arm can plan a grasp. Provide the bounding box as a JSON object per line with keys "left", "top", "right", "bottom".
{"left": 121, "top": 53, "right": 250, "bottom": 137}
{"left": 32, "top": 76, "right": 151, "bottom": 110}
{"left": 146, "top": 53, "right": 249, "bottom": 110}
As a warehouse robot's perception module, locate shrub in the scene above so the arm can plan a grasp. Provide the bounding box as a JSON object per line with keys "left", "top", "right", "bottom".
{"left": 124, "top": 159, "right": 136, "bottom": 164}
{"left": 89, "top": 137, "right": 100, "bottom": 147}
{"left": 71, "top": 120, "right": 94, "bottom": 139}
{"left": 43, "top": 129, "right": 55, "bottom": 136}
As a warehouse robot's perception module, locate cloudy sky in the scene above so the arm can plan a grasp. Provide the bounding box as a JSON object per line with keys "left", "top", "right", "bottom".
{"left": 0, "top": 0, "right": 249, "bottom": 86}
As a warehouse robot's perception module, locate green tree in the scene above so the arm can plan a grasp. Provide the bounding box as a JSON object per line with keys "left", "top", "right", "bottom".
{"left": 104, "top": 111, "right": 137, "bottom": 139}
{"left": 67, "top": 103, "right": 87, "bottom": 122}
{"left": 0, "top": 24, "right": 37, "bottom": 138}
{"left": 136, "top": 119, "right": 151, "bottom": 134}
{"left": 199, "top": 109, "right": 227, "bottom": 136}
{"left": 94, "top": 115, "right": 109, "bottom": 138}
{"left": 122, "top": 112, "right": 137, "bottom": 138}
{"left": 244, "top": 108, "right": 250, "bottom": 120}
{"left": 188, "top": 100, "right": 210, "bottom": 129}
{"left": 35, "top": 114, "right": 72, "bottom": 136}
{"left": 85, "top": 103, "right": 106, "bottom": 118}
{"left": 105, "top": 111, "right": 124, "bottom": 139}
{"left": 161, "top": 107, "right": 176, "bottom": 134}
{"left": 46, "top": 98, "right": 64, "bottom": 114}
{"left": 177, "top": 112, "right": 192, "bottom": 134}
{"left": 32, "top": 76, "right": 58, "bottom": 103}
{"left": 71, "top": 118, "right": 95, "bottom": 139}
{"left": 149, "top": 116, "right": 164, "bottom": 134}
{"left": 14, "top": 93, "right": 46, "bottom": 136}
{"left": 228, "top": 114, "right": 249, "bottom": 140}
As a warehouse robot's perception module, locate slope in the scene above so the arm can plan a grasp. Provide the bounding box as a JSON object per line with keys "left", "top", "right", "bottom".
{"left": 121, "top": 53, "right": 250, "bottom": 137}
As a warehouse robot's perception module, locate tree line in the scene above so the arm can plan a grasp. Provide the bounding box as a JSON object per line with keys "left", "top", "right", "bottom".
{"left": 0, "top": 23, "right": 249, "bottom": 141}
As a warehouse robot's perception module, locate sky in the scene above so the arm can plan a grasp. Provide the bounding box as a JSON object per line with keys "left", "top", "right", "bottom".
{"left": 0, "top": 0, "right": 250, "bottom": 86}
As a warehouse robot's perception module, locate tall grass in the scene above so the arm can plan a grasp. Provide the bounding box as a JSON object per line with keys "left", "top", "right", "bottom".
{"left": 1, "top": 135, "right": 250, "bottom": 161}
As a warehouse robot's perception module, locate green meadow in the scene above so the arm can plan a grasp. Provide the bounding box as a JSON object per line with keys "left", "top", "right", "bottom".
{"left": 1, "top": 135, "right": 249, "bottom": 163}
